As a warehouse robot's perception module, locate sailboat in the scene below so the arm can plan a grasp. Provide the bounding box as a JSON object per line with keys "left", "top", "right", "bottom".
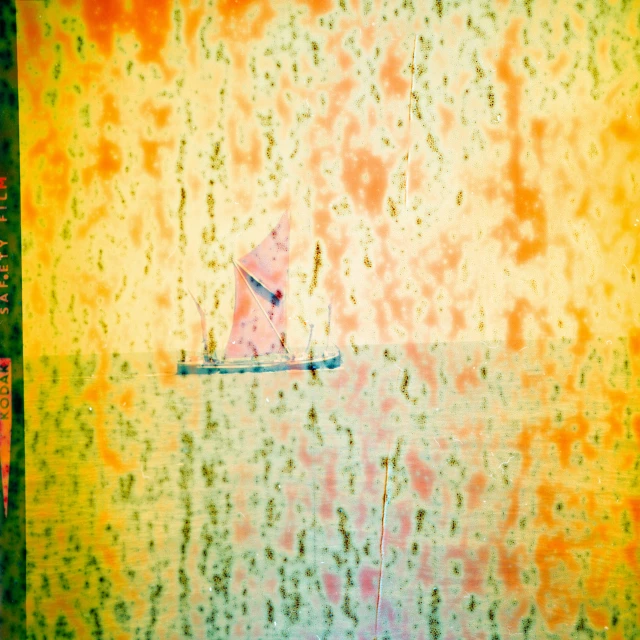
{"left": 177, "top": 212, "right": 341, "bottom": 374}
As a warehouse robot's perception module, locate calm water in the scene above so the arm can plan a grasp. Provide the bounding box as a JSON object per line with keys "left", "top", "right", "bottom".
{"left": 25, "top": 340, "right": 640, "bottom": 639}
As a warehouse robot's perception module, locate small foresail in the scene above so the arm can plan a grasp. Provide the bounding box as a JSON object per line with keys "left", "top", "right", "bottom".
{"left": 225, "top": 213, "right": 289, "bottom": 358}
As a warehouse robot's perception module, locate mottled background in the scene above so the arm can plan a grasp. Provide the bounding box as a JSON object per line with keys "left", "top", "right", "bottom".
{"left": 16, "top": 0, "right": 640, "bottom": 638}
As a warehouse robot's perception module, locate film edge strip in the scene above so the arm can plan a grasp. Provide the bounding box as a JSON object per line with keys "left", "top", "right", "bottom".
{"left": 0, "top": 0, "right": 26, "bottom": 636}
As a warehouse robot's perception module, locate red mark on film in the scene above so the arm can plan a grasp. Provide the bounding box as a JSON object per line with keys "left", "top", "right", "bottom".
{"left": 0, "top": 358, "right": 11, "bottom": 516}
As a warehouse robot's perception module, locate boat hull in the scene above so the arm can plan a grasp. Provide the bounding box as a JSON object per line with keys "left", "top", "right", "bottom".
{"left": 177, "top": 350, "right": 341, "bottom": 375}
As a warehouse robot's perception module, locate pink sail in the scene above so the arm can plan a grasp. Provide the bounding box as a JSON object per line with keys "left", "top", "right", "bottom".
{"left": 225, "top": 213, "right": 289, "bottom": 358}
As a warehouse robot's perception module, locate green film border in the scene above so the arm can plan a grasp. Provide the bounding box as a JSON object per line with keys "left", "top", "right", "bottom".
{"left": 0, "top": 0, "right": 26, "bottom": 637}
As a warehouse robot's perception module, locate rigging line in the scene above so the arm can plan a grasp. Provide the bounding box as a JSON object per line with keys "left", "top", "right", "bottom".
{"left": 187, "top": 287, "right": 208, "bottom": 346}
{"left": 405, "top": 33, "right": 418, "bottom": 213}
{"left": 374, "top": 446, "right": 392, "bottom": 640}
{"left": 233, "top": 259, "right": 291, "bottom": 355}
{"left": 235, "top": 260, "right": 280, "bottom": 300}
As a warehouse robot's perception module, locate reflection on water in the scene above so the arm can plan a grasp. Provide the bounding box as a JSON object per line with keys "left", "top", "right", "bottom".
{"left": 26, "top": 340, "right": 640, "bottom": 638}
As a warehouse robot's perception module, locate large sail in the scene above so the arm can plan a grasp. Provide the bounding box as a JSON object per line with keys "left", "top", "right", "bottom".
{"left": 225, "top": 213, "right": 289, "bottom": 358}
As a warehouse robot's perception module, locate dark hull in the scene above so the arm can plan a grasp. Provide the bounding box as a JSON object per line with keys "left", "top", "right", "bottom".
{"left": 177, "top": 350, "right": 341, "bottom": 375}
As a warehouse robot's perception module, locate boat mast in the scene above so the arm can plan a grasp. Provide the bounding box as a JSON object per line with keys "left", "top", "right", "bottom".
{"left": 187, "top": 287, "right": 211, "bottom": 360}
{"left": 306, "top": 324, "right": 314, "bottom": 352}
{"left": 233, "top": 260, "right": 291, "bottom": 355}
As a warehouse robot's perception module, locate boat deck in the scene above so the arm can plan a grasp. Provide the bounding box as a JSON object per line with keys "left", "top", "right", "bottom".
{"left": 177, "top": 349, "right": 341, "bottom": 375}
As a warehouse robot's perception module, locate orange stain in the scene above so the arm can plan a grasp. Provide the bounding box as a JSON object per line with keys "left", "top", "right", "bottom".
{"left": 129, "top": 0, "right": 174, "bottom": 68}
{"left": 317, "top": 76, "right": 357, "bottom": 131}
{"left": 216, "top": 0, "right": 276, "bottom": 40}
{"left": 234, "top": 92, "right": 253, "bottom": 117}
{"left": 566, "top": 303, "right": 593, "bottom": 358}
{"left": 407, "top": 151, "right": 428, "bottom": 194}
{"left": 29, "top": 128, "right": 73, "bottom": 212}
{"left": 18, "top": 2, "right": 44, "bottom": 57}
{"left": 455, "top": 362, "right": 479, "bottom": 393}
{"left": 129, "top": 214, "right": 143, "bottom": 247}
{"left": 505, "top": 298, "right": 531, "bottom": 351}
{"left": 141, "top": 100, "right": 173, "bottom": 128}
{"left": 53, "top": 28, "right": 76, "bottom": 62}
{"left": 154, "top": 345, "right": 177, "bottom": 378}
{"left": 463, "top": 545, "right": 490, "bottom": 595}
{"left": 75, "top": 62, "right": 105, "bottom": 91}
{"left": 77, "top": 205, "right": 109, "bottom": 239}
{"left": 140, "top": 138, "right": 168, "bottom": 177}
{"left": 530, "top": 118, "right": 546, "bottom": 166}
{"left": 601, "top": 105, "right": 640, "bottom": 162}
{"left": 298, "top": 0, "right": 333, "bottom": 17}
{"left": 310, "top": 211, "right": 359, "bottom": 340}
{"left": 156, "top": 289, "right": 172, "bottom": 310}
{"left": 497, "top": 543, "right": 523, "bottom": 590}
{"left": 379, "top": 39, "right": 410, "bottom": 100}
{"left": 81, "top": 0, "right": 173, "bottom": 71}
{"left": 535, "top": 533, "right": 581, "bottom": 628}
{"left": 234, "top": 518, "right": 255, "bottom": 542}
{"left": 342, "top": 119, "right": 389, "bottom": 215}
{"left": 335, "top": 45, "right": 354, "bottom": 71}
{"left": 574, "top": 190, "right": 590, "bottom": 218}
{"left": 46, "top": 149, "right": 73, "bottom": 210}
{"left": 549, "top": 413, "right": 591, "bottom": 468}
{"left": 154, "top": 198, "right": 174, "bottom": 243}
{"left": 359, "top": 566, "right": 379, "bottom": 600}
{"left": 438, "top": 105, "right": 454, "bottom": 137}
{"left": 466, "top": 471, "right": 487, "bottom": 510}
{"left": 602, "top": 386, "right": 628, "bottom": 446}
{"left": 404, "top": 343, "right": 438, "bottom": 403}
{"left": 515, "top": 424, "right": 534, "bottom": 474}
{"left": 371, "top": 223, "right": 415, "bottom": 342}
{"left": 83, "top": 354, "right": 134, "bottom": 473}
{"left": 387, "top": 500, "right": 412, "bottom": 550}
{"left": 426, "top": 233, "right": 463, "bottom": 285}
{"left": 183, "top": 3, "right": 206, "bottom": 64}
{"left": 491, "top": 20, "right": 548, "bottom": 263}
{"left": 119, "top": 388, "right": 135, "bottom": 412}
{"left": 416, "top": 546, "right": 432, "bottom": 585}
{"left": 276, "top": 91, "right": 291, "bottom": 125}
{"left": 448, "top": 305, "right": 467, "bottom": 339}
{"left": 77, "top": 275, "right": 111, "bottom": 311}
{"left": 359, "top": 21, "right": 377, "bottom": 51}
{"left": 81, "top": 0, "right": 127, "bottom": 57}
{"left": 30, "top": 281, "right": 46, "bottom": 316}
{"left": 351, "top": 361, "right": 371, "bottom": 396}
{"left": 586, "top": 607, "right": 609, "bottom": 629}
{"left": 100, "top": 93, "right": 121, "bottom": 126}
{"left": 406, "top": 448, "right": 435, "bottom": 500}
{"left": 535, "top": 482, "right": 557, "bottom": 527}
{"left": 322, "top": 573, "right": 342, "bottom": 604}
{"left": 21, "top": 188, "right": 38, "bottom": 229}
{"left": 597, "top": 37, "right": 610, "bottom": 67}
{"left": 83, "top": 136, "right": 123, "bottom": 187}
{"left": 380, "top": 395, "right": 398, "bottom": 415}
{"left": 550, "top": 51, "right": 569, "bottom": 77}
{"left": 320, "top": 453, "right": 338, "bottom": 520}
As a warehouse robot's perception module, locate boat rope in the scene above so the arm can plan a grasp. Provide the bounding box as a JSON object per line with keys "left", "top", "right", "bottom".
{"left": 233, "top": 260, "right": 291, "bottom": 355}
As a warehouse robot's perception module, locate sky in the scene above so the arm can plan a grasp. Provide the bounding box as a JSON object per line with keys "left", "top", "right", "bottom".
{"left": 16, "top": 0, "right": 640, "bottom": 359}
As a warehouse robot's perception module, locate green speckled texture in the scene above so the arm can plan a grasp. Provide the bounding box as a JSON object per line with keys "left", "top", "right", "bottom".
{"left": 15, "top": 0, "right": 640, "bottom": 637}
{"left": 25, "top": 341, "right": 640, "bottom": 638}
{"left": 0, "top": 0, "right": 26, "bottom": 636}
